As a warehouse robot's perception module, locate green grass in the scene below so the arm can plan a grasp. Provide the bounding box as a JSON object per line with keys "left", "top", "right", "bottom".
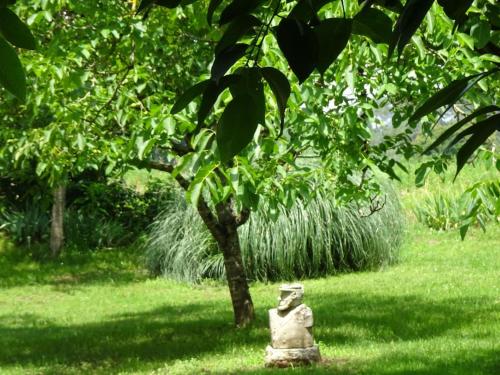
{"left": 0, "top": 222, "right": 498, "bottom": 374}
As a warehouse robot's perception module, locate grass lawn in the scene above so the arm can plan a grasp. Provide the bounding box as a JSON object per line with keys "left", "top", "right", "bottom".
{"left": 0, "top": 223, "right": 499, "bottom": 374}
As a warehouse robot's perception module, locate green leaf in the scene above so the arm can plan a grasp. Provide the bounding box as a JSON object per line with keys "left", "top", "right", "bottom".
{"left": 219, "top": 0, "right": 261, "bottom": 26}
{"left": 388, "top": 0, "right": 434, "bottom": 58}
{"left": 198, "top": 74, "right": 240, "bottom": 125}
{"left": 314, "top": 18, "right": 352, "bottom": 75}
{"left": 215, "top": 15, "right": 260, "bottom": 55}
{"left": 136, "top": 136, "right": 153, "bottom": 160}
{"left": 171, "top": 80, "right": 210, "bottom": 114}
{"left": 217, "top": 94, "right": 260, "bottom": 162}
{"left": 410, "top": 77, "right": 471, "bottom": 123}
{"left": 0, "top": 8, "right": 36, "bottom": 49}
{"left": 459, "top": 224, "right": 469, "bottom": 240}
{"left": 353, "top": 7, "right": 392, "bottom": 44}
{"left": 186, "top": 162, "right": 218, "bottom": 206}
{"left": 470, "top": 20, "right": 491, "bottom": 49}
{"left": 211, "top": 43, "right": 247, "bottom": 81}
{"left": 229, "top": 67, "right": 265, "bottom": 125}
{"left": 455, "top": 114, "right": 500, "bottom": 177}
{"left": 261, "top": 67, "right": 290, "bottom": 133}
{"left": 415, "top": 161, "right": 433, "bottom": 187}
{"left": 276, "top": 18, "right": 318, "bottom": 83}
{"left": 0, "top": 36, "right": 26, "bottom": 100}
{"left": 289, "top": 0, "right": 331, "bottom": 23}
{"left": 424, "top": 105, "right": 500, "bottom": 153}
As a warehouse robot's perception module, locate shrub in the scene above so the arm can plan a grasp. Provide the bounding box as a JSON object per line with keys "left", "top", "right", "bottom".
{"left": 144, "top": 185, "right": 405, "bottom": 282}
{"left": 414, "top": 179, "right": 499, "bottom": 235}
{"left": 0, "top": 203, "right": 50, "bottom": 245}
{"left": 0, "top": 176, "right": 175, "bottom": 250}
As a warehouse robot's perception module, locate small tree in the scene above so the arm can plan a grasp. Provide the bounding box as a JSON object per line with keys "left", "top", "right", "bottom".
{"left": 133, "top": 0, "right": 499, "bottom": 326}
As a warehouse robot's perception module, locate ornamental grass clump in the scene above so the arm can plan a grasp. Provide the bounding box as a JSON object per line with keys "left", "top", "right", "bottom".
{"left": 144, "top": 186, "right": 405, "bottom": 283}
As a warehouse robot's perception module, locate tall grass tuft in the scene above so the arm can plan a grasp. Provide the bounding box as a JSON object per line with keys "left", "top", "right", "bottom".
{"left": 144, "top": 186, "right": 405, "bottom": 283}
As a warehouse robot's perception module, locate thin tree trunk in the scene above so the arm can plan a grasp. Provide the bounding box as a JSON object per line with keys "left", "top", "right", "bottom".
{"left": 216, "top": 221, "right": 254, "bottom": 327}
{"left": 50, "top": 184, "right": 65, "bottom": 257}
{"left": 197, "top": 201, "right": 255, "bottom": 327}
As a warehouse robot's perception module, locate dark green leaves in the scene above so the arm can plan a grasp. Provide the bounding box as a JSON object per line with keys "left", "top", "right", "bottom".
{"left": 454, "top": 114, "right": 500, "bottom": 177}
{"left": 171, "top": 80, "right": 210, "bottom": 114}
{"left": 0, "top": 5, "right": 34, "bottom": 99}
{"left": 437, "top": 0, "right": 473, "bottom": 27}
{"left": 276, "top": 16, "right": 353, "bottom": 81}
{"left": 217, "top": 94, "right": 261, "bottom": 162}
{"left": 388, "top": 0, "right": 434, "bottom": 58}
{"left": 315, "top": 18, "right": 352, "bottom": 75}
{"left": 211, "top": 43, "right": 247, "bottom": 81}
{"left": 410, "top": 77, "right": 470, "bottom": 123}
{"left": 423, "top": 109, "right": 500, "bottom": 178}
{"left": 0, "top": 8, "right": 36, "bottom": 49}
{"left": 219, "top": 0, "right": 261, "bottom": 26}
{"left": 353, "top": 7, "right": 392, "bottom": 44}
{"left": 0, "top": 36, "right": 26, "bottom": 100}
{"left": 170, "top": 75, "right": 240, "bottom": 127}
{"left": 198, "top": 76, "right": 238, "bottom": 125}
{"left": 424, "top": 106, "right": 500, "bottom": 154}
{"left": 410, "top": 69, "right": 498, "bottom": 123}
{"left": 215, "top": 15, "right": 260, "bottom": 54}
{"left": 261, "top": 67, "right": 290, "bottom": 132}
{"left": 215, "top": 68, "right": 265, "bottom": 161}
{"left": 289, "top": 0, "right": 331, "bottom": 23}
{"left": 276, "top": 18, "right": 318, "bottom": 83}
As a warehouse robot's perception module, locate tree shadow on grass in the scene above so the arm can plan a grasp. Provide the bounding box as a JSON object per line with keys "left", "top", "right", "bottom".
{"left": 0, "top": 247, "right": 146, "bottom": 289}
{"left": 0, "top": 301, "right": 268, "bottom": 374}
{"left": 0, "top": 291, "right": 497, "bottom": 374}
{"left": 310, "top": 292, "right": 497, "bottom": 343}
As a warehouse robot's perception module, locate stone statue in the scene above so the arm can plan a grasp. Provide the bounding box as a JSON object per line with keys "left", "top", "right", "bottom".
{"left": 265, "top": 284, "right": 321, "bottom": 367}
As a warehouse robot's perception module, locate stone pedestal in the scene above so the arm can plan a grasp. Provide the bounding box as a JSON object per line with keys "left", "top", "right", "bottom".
{"left": 265, "top": 345, "right": 321, "bottom": 367}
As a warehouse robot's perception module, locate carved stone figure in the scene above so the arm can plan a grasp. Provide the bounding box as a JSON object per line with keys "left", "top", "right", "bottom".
{"left": 265, "top": 284, "right": 321, "bottom": 367}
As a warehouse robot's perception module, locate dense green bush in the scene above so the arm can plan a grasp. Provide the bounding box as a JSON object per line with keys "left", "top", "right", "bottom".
{"left": 144, "top": 185, "right": 405, "bottom": 282}
{"left": 0, "top": 203, "right": 50, "bottom": 245}
{"left": 0, "top": 176, "right": 175, "bottom": 249}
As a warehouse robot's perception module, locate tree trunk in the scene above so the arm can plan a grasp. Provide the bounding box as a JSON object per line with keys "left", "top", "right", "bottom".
{"left": 216, "top": 221, "right": 255, "bottom": 327}
{"left": 196, "top": 202, "right": 254, "bottom": 327}
{"left": 50, "top": 184, "right": 65, "bottom": 257}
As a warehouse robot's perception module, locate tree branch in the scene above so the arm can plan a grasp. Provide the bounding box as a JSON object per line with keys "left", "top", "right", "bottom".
{"left": 133, "top": 158, "right": 224, "bottom": 237}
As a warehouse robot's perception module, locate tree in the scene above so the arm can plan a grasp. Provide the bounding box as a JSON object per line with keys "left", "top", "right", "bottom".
{"left": 0, "top": 0, "right": 213, "bottom": 253}
{"left": 1, "top": 0, "right": 498, "bottom": 326}
{"left": 133, "top": 0, "right": 498, "bottom": 326}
